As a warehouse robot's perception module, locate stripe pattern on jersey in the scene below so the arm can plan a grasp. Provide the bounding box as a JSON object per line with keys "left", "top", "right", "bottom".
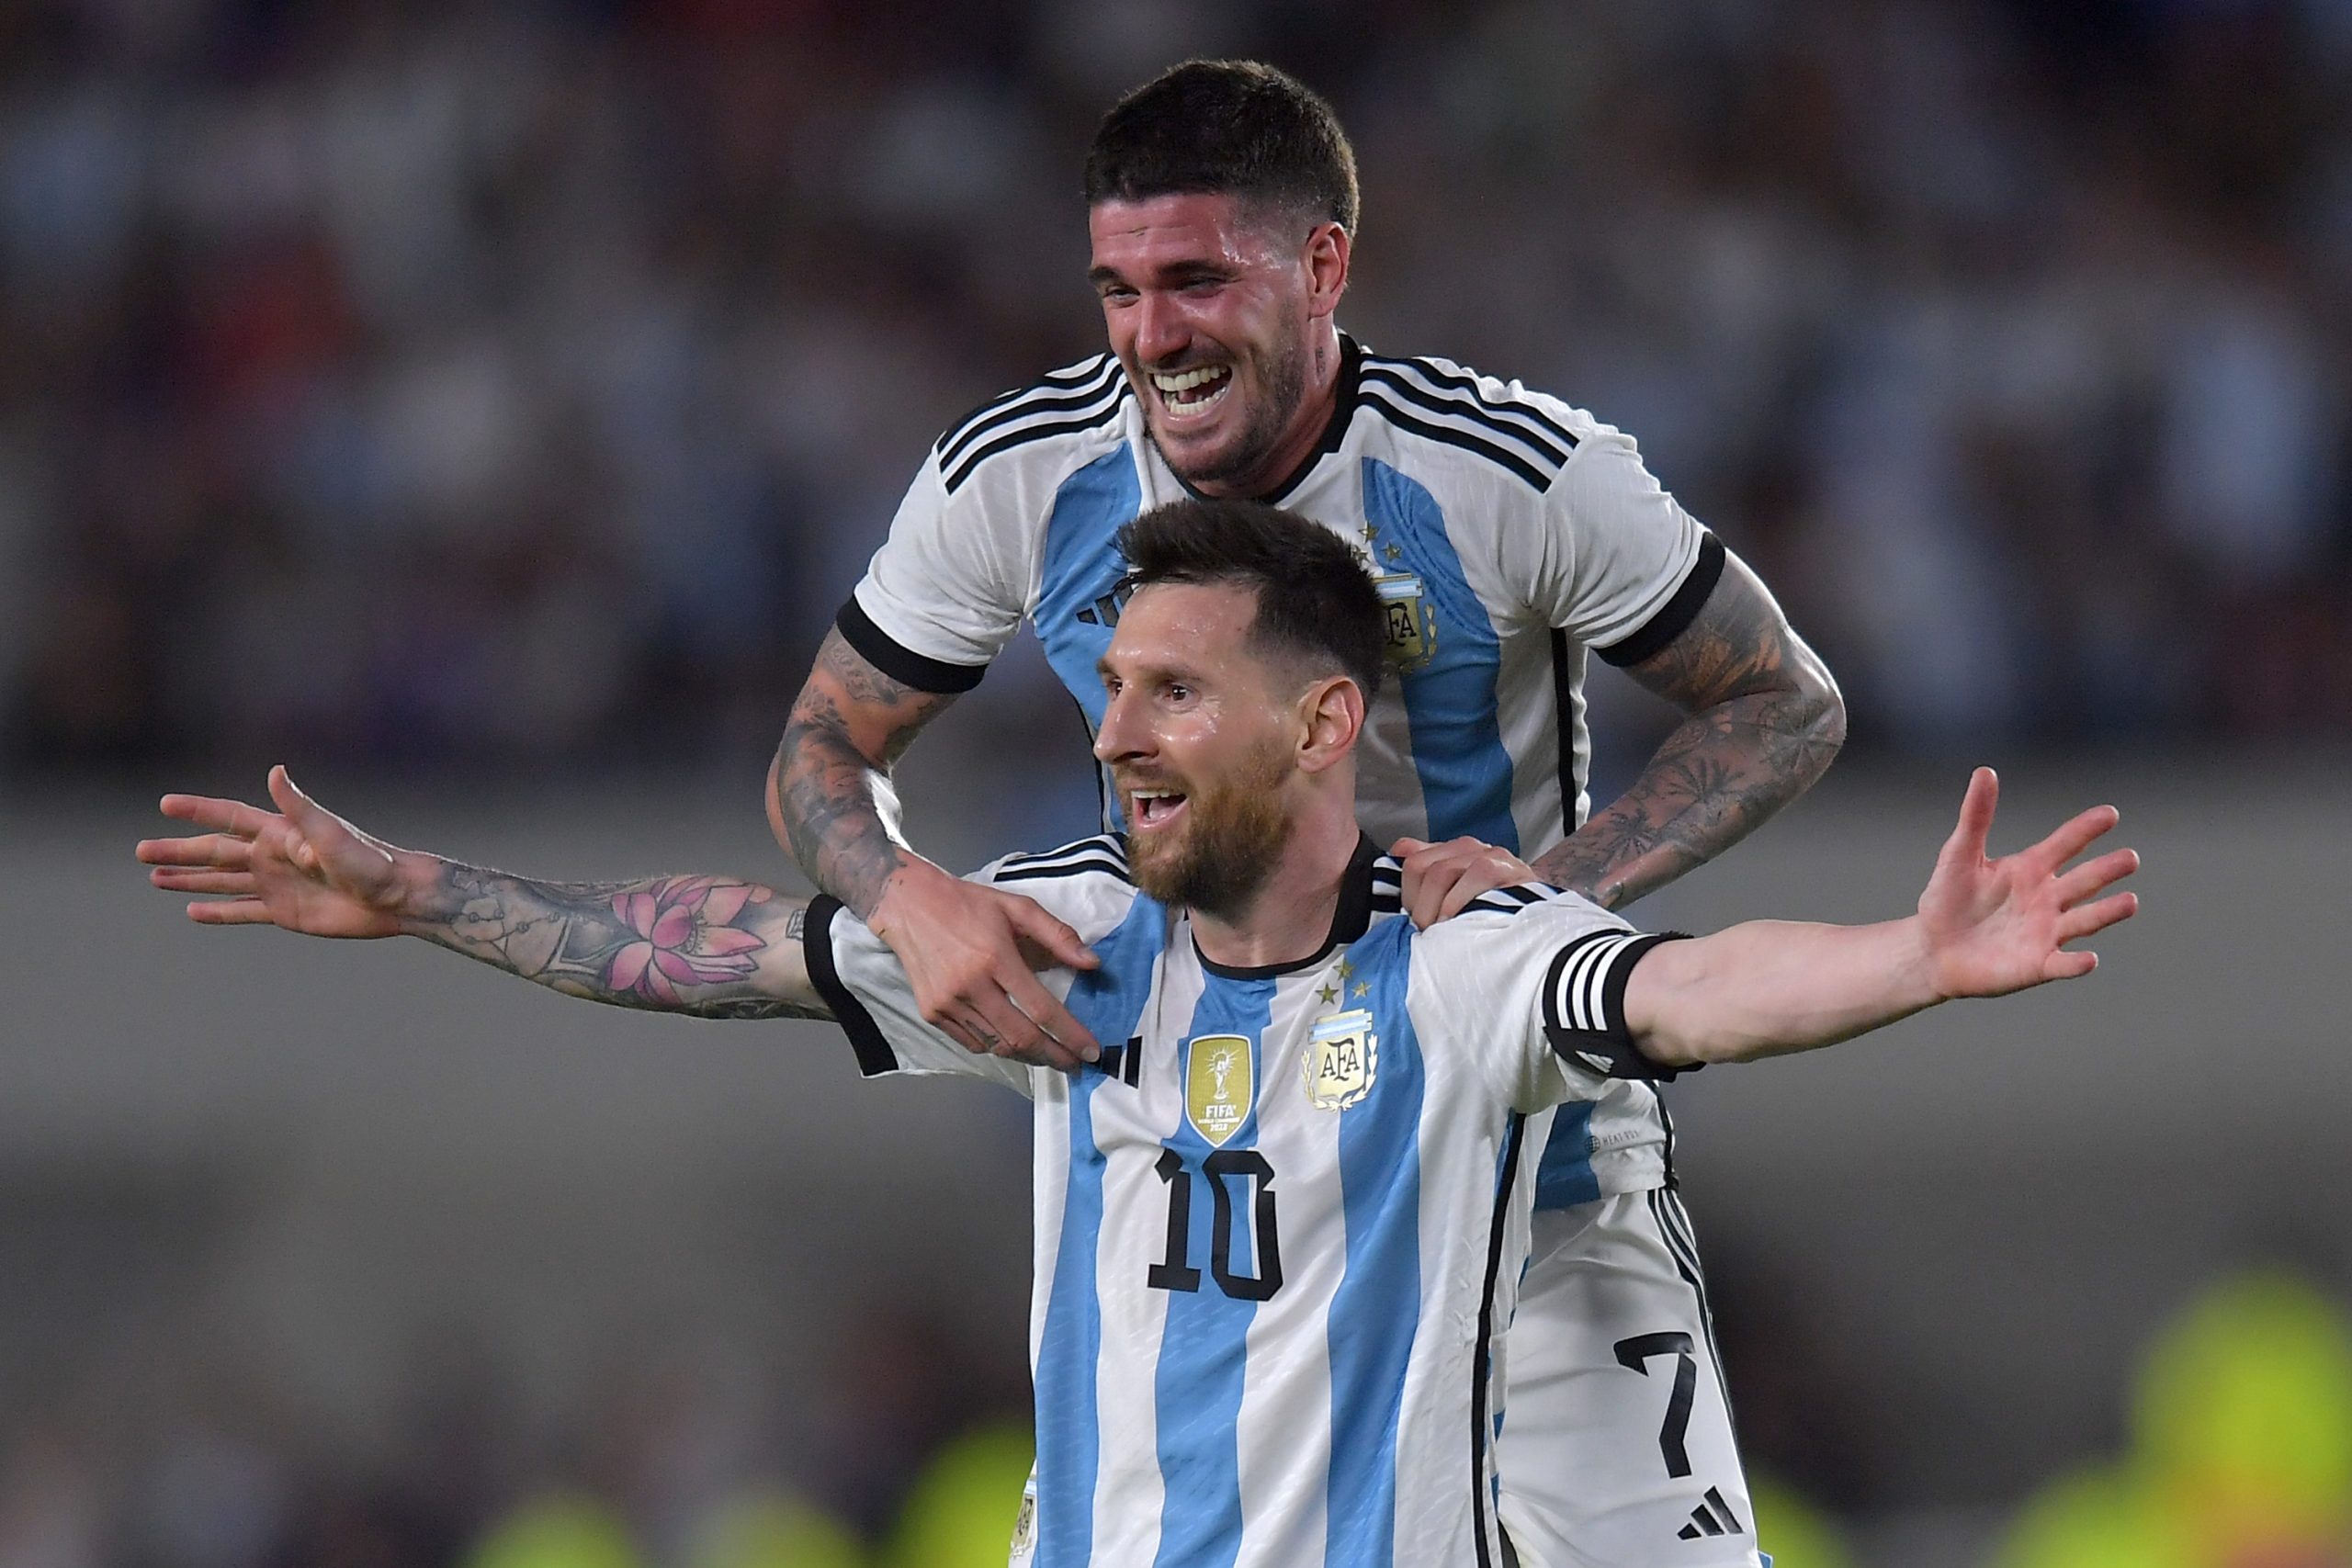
{"left": 1357, "top": 353, "right": 1577, "bottom": 492}
{"left": 997, "top": 836, "right": 1132, "bottom": 886}
{"left": 1538, "top": 931, "right": 1689, "bottom": 1081}
{"left": 936, "top": 355, "right": 1129, "bottom": 493}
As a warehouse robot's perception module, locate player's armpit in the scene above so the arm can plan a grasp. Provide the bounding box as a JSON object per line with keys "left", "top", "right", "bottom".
{"left": 1534, "top": 551, "right": 1846, "bottom": 911}
{"left": 769, "top": 627, "right": 963, "bottom": 919}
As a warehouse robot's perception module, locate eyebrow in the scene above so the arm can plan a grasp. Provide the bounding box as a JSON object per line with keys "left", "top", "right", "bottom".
{"left": 1088, "top": 258, "right": 1237, "bottom": 291}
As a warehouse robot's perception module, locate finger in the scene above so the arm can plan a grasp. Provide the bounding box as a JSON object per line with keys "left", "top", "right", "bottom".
{"left": 1437, "top": 859, "right": 1506, "bottom": 920}
{"left": 1406, "top": 862, "right": 1468, "bottom": 930}
{"left": 267, "top": 766, "right": 341, "bottom": 839}
{"left": 135, "top": 834, "right": 253, "bottom": 869}
{"left": 2042, "top": 949, "right": 2099, "bottom": 981}
{"left": 150, "top": 868, "right": 257, "bottom": 895}
{"left": 156, "top": 795, "right": 276, "bottom": 838}
{"left": 1000, "top": 966, "right": 1101, "bottom": 1062}
{"left": 187, "top": 898, "right": 276, "bottom": 925}
{"left": 2057, "top": 890, "right": 2138, "bottom": 944}
{"left": 2052, "top": 848, "right": 2139, "bottom": 908}
{"left": 1389, "top": 836, "right": 1429, "bottom": 857}
{"left": 1006, "top": 897, "right": 1101, "bottom": 972}
{"left": 1940, "top": 767, "right": 1998, "bottom": 867}
{"left": 2029, "top": 804, "right": 2122, "bottom": 873}
{"left": 967, "top": 992, "right": 1081, "bottom": 1072}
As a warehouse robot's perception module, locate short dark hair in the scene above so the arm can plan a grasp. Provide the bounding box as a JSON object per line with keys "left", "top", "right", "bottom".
{"left": 1084, "top": 60, "right": 1360, "bottom": 236}
{"left": 1116, "top": 498, "right": 1385, "bottom": 701}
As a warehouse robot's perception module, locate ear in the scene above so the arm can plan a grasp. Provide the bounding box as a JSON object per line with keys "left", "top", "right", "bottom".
{"left": 1295, "top": 674, "right": 1363, "bottom": 775}
{"left": 1303, "top": 221, "right": 1350, "bottom": 320}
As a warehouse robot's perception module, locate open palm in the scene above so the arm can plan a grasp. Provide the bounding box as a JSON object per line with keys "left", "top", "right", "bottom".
{"left": 1917, "top": 768, "right": 2140, "bottom": 1000}
{"left": 137, "top": 766, "right": 425, "bottom": 939}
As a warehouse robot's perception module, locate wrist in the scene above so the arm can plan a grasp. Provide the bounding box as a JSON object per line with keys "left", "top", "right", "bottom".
{"left": 1894, "top": 915, "right": 1949, "bottom": 1007}
{"left": 393, "top": 854, "right": 466, "bottom": 936}
{"left": 862, "top": 852, "right": 942, "bottom": 931}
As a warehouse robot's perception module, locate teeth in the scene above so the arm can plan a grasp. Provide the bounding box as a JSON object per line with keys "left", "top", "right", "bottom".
{"left": 1150, "top": 367, "right": 1229, "bottom": 392}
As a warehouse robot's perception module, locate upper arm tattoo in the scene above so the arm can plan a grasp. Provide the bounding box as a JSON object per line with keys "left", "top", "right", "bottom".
{"left": 416, "top": 867, "right": 830, "bottom": 1021}
{"left": 774, "top": 630, "right": 960, "bottom": 917}
{"left": 1535, "top": 554, "right": 1846, "bottom": 909}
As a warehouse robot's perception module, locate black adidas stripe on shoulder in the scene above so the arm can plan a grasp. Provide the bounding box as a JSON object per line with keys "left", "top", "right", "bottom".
{"left": 936, "top": 360, "right": 1129, "bottom": 495}
{"left": 1357, "top": 388, "right": 1560, "bottom": 492}
{"left": 993, "top": 835, "right": 1132, "bottom": 886}
{"left": 933, "top": 356, "right": 1117, "bottom": 464}
{"left": 1361, "top": 353, "right": 1582, "bottom": 456}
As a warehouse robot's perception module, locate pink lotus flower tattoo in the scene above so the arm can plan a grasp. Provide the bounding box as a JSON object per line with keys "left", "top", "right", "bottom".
{"left": 606, "top": 876, "right": 772, "bottom": 1005}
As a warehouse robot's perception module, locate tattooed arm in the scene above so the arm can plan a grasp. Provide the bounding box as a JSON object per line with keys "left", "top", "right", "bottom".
{"left": 1533, "top": 552, "right": 1847, "bottom": 911}
{"left": 139, "top": 767, "right": 830, "bottom": 1021}
{"left": 766, "top": 631, "right": 1102, "bottom": 1068}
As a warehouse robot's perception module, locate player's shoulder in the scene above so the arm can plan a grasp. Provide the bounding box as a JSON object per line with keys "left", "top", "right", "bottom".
{"left": 975, "top": 834, "right": 1141, "bottom": 940}
{"left": 929, "top": 353, "right": 1133, "bottom": 496}
{"left": 1407, "top": 878, "right": 1632, "bottom": 967}
{"left": 984, "top": 833, "right": 1132, "bottom": 886}
{"left": 1353, "top": 346, "right": 1608, "bottom": 493}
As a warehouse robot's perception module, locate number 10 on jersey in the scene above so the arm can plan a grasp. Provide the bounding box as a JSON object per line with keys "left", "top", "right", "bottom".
{"left": 1148, "top": 1148, "right": 1283, "bottom": 1302}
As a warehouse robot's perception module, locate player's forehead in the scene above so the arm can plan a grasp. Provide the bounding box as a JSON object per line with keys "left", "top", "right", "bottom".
{"left": 1086, "top": 192, "right": 1284, "bottom": 278}
{"left": 1099, "top": 579, "right": 1263, "bottom": 680}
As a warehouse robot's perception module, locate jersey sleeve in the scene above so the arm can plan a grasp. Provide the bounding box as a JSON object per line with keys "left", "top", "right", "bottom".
{"left": 837, "top": 447, "right": 1038, "bottom": 694}
{"left": 1418, "top": 893, "right": 1695, "bottom": 1112}
{"left": 1525, "top": 420, "right": 1724, "bottom": 666}
{"left": 797, "top": 843, "right": 1140, "bottom": 1095}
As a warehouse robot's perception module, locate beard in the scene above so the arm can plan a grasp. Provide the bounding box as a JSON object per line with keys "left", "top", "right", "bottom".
{"left": 1122, "top": 738, "right": 1295, "bottom": 920}
{"left": 1146, "top": 329, "right": 1310, "bottom": 492}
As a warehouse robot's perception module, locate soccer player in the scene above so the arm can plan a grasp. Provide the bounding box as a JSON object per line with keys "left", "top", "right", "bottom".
{"left": 768, "top": 60, "right": 1846, "bottom": 1565}
{"left": 145, "top": 501, "right": 2136, "bottom": 1568}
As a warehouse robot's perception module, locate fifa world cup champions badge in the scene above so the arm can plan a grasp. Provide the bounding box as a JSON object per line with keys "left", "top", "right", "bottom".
{"left": 1304, "top": 1009, "right": 1378, "bottom": 1111}
{"left": 1184, "top": 1035, "right": 1255, "bottom": 1146}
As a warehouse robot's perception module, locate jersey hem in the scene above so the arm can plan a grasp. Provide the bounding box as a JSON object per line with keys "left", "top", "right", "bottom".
{"left": 802, "top": 896, "right": 900, "bottom": 1076}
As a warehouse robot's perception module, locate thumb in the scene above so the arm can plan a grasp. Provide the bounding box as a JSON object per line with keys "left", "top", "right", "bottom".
{"left": 1011, "top": 898, "right": 1100, "bottom": 970}
{"left": 1390, "top": 836, "right": 1429, "bottom": 857}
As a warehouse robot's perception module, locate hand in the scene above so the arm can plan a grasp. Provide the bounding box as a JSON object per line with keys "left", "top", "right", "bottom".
{"left": 137, "top": 766, "right": 436, "bottom": 938}
{"left": 1917, "top": 768, "right": 2140, "bottom": 1000}
{"left": 1389, "top": 835, "right": 1539, "bottom": 928}
{"left": 866, "top": 858, "right": 1102, "bottom": 1070}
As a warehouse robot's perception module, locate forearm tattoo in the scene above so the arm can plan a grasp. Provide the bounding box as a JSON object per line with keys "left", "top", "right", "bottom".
{"left": 410, "top": 866, "right": 830, "bottom": 1021}
{"left": 1536, "top": 562, "right": 1846, "bottom": 911}
{"left": 775, "top": 629, "right": 957, "bottom": 919}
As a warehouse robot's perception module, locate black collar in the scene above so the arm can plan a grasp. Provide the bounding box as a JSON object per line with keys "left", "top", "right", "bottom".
{"left": 1168, "top": 332, "right": 1363, "bottom": 508}
{"left": 1192, "top": 832, "right": 1382, "bottom": 980}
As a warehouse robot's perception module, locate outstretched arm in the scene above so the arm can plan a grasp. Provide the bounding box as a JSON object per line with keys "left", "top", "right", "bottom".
{"left": 769, "top": 630, "right": 1100, "bottom": 1067}
{"left": 141, "top": 768, "right": 830, "bottom": 1021}
{"left": 1536, "top": 553, "right": 1846, "bottom": 910}
{"left": 1624, "top": 769, "right": 2139, "bottom": 1068}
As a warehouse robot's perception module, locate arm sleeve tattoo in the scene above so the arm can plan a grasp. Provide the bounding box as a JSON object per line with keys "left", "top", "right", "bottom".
{"left": 773, "top": 629, "right": 959, "bottom": 919}
{"left": 1534, "top": 554, "right": 1847, "bottom": 911}
{"left": 407, "top": 864, "right": 831, "bottom": 1021}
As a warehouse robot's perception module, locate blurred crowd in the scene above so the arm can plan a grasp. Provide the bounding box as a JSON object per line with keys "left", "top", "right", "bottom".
{"left": 5, "top": 0, "right": 2352, "bottom": 777}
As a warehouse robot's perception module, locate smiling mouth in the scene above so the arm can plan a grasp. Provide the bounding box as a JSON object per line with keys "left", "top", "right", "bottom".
{"left": 1148, "top": 365, "right": 1232, "bottom": 422}
{"left": 1128, "top": 788, "right": 1190, "bottom": 829}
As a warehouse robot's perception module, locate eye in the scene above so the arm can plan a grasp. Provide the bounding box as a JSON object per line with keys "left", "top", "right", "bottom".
{"left": 1164, "top": 682, "right": 1193, "bottom": 703}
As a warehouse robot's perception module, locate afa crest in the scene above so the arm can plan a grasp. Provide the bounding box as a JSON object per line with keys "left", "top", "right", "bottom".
{"left": 1304, "top": 1009, "right": 1379, "bottom": 1111}
{"left": 1374, "top": 572, "right": 1436, "bottom": 672}
{"left": 1185, "top": 1034, "right": 1255, "bottom": 1146}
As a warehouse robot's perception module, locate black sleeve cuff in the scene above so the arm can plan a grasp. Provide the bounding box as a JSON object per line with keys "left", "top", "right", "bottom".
{"left": 801, "top": 896, "right": 899, "bottom": 1077}
{"left": 835, "top": 596, "right": 989, "bottom": 694}
{"left": 1540, "top": 930, "right": 1696, "bottom": 1082}
{"left": 1596, "top": 532, "right": 1725, "bottom": 669}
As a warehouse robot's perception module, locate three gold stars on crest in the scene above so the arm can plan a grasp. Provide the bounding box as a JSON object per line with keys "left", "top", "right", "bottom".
{"left": 1318, "top": 958, "right": 1369, "bottom": 1006}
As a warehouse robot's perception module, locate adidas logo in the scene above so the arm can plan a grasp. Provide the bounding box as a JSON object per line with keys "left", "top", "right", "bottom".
{"left": 1676, "top": 1485, "right": 1744, "bottom": 1540}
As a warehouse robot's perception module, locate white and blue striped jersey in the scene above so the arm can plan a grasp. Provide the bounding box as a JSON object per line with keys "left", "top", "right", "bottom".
{"left": 800, "top": 835, "right": 1688, "bottom": 1568}
{"left": 839, "top": 333, "right": 1722, "bottom": 858}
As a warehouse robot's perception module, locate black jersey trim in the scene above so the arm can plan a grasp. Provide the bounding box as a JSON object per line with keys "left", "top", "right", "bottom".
{"left": 941, "top": 384, "right": 1130, "bottom": 494}
{"left": 1649, "top": 1189, "right": 1735, "bottom": 1416}
{"left": 1192, "top": 832, "right": 1380, "bottom": 978}
{"left": 1358, "top": 390, "right": 1552, "bottom": 491}
{"left": 1470, "top": 1111, "right": 1529, "bottom": 1568}
{"left": 996, "top": 857, "right": 1132, "bottom": 886}
{"left": 1359, "top": 353, "right": 1583, "bottom": 453}
{"left": 1540, "top": 931, "right": 1694, "bottom": 1081}
{"left": 933, "top": 356, "right": 1116, "bottom": 462}
{"left": 1596, "top": 532, "right": 1726, "bottom": 669}
{"left": 1358, "top": 365, "right": 1574, "bottom": 475}
{"left": 935, "top": 357, "right": 1121, "bottom": 470}
{"left": 835, "top": 595, "right": 989, "bottom": 695}
{"left": 1550, "top": 628, "right": 1583, "bottom": 827}
{"left": 802, "top": 896, "right": 899, "bottom": 1077}
{"left": 999, "top": 835, "right": 1126, "bottom": 871}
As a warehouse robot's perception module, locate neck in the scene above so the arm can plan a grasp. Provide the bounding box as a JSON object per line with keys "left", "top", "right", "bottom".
{"left": 1186, "top": 801, "right": 1362, "bottom": 971}
{"left": 1197, "top": 320, "right": 1347, "bottom": 500}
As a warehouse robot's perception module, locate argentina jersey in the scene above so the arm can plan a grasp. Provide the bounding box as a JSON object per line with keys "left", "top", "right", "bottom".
{"left": 838, "top": 333, "right": 1721, "bottom": 858}
{"left": 799, "top": 834, "right": 1687, "bottom": 1568}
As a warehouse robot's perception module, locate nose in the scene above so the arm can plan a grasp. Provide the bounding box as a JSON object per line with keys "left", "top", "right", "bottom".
{"left": 1132, "top": 292, "right": 1187, "bottom": 368}
{"left": 1092, "top": 684, "right": 1148, "bottom": 767}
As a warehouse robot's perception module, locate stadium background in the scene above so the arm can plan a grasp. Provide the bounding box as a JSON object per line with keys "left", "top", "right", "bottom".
{"left": 4, "top": 0, "right": 2349, "bottom": 1563}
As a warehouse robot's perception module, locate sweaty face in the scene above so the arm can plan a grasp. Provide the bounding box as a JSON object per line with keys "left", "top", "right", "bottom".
{"left": 1092, "top": 581, "right": 1303, "bottom": 919}
{"left": 1088, "top": 193, "right": 1319, "bottom": 495}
